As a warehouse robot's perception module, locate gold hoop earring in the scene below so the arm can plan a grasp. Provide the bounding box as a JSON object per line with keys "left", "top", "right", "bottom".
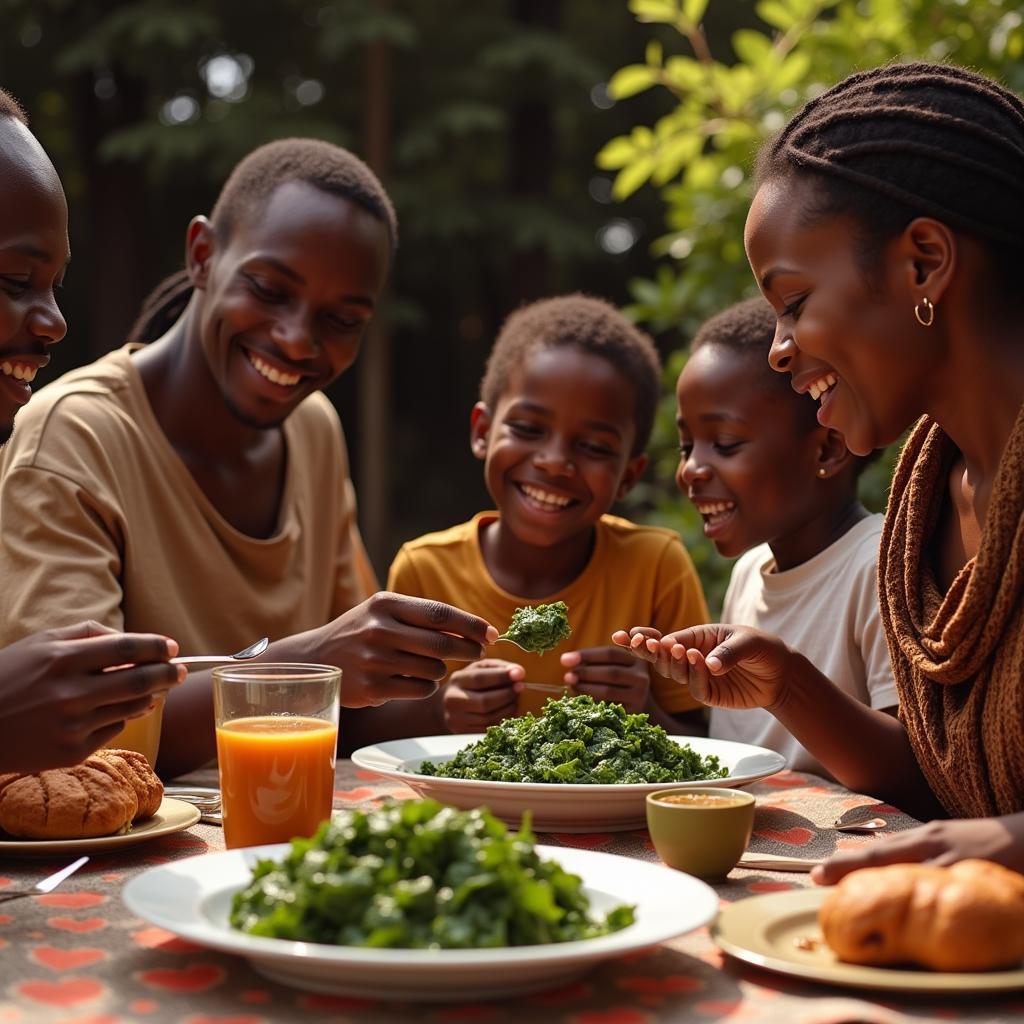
{"left": 817, "top": 467, "right": 827, "bottom": 478}
{"left": 914, "top": 297, "right": 935, "bottom": 327}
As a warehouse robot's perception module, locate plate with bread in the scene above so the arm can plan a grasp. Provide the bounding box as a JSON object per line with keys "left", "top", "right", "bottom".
{"left": 712, "top": 859, "right": 1024, "bottom": 992}
{"left": 0, "top": 749, "right": 200, "bottom": 856}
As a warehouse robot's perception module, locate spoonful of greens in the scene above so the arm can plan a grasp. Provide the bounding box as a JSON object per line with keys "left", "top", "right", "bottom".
{"left": 494, "top": 601, "right": 572, "bottom": 656}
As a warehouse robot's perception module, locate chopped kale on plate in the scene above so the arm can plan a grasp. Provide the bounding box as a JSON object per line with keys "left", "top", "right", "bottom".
{"left": 499, "top": 601, "right": 572, "bottom": 655}
{"left": 229, "top": 799, "right": 634, "bottom": 948}
{"left": 418, "top": 693, "right": 728, "bottom": 784}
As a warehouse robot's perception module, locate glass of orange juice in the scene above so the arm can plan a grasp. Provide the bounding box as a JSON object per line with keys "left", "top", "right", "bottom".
{"left": 212, "top": 663, "right": 341, "bottom": 849}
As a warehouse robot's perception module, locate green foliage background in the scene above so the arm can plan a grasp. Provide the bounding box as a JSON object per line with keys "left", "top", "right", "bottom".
{"left": 600, "top": 0, "right": 1024, "bottom": 614}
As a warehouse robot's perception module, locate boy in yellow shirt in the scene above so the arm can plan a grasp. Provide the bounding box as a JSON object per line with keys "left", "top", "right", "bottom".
{"left": 388, "top": 294, "right": 708, "bottom": 733}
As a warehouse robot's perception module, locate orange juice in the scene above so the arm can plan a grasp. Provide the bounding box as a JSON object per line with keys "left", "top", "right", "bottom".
{"left": 216, "top": 715, "right": 337, "bottom": 848}
{"left": 104, "top": 694, "right": 164, "bottom": 767}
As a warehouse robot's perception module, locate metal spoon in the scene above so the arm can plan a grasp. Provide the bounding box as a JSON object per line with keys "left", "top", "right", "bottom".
{"left": 520, "top": 682, "right": 568, "bottom": 695}
{"left": 834, "top": 815, "right": 887, "bottom": 833}
{"left": 171, "top": 637, "right": 269, "bottom": 666}
{"left": 494, "top": 636, "right": 531, "bottom": 652}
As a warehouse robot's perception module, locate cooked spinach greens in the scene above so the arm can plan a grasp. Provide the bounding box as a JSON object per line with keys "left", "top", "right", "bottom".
{"left": 229, "top": 799, "right": 634, "bottom": 947}
{"left": 499, "top": 601, "right": 572, "bottom": 655}
{"left": 419, "top": 693, "right": 728, "bottom": 784}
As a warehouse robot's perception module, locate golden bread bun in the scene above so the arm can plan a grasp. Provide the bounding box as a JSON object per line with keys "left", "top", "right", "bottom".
{"left": 0, "top": 761, "right": 138, "bottom": 839}
{"left": 820, "top": 859, "right": 1024, "bottom": 971}
{"left": 93, "top": 749, "right": 163, "bottom": 820}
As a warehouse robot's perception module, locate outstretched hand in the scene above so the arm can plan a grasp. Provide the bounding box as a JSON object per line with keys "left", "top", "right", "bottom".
{"left": 0, "top": 621, "right": 185, "bottom": 773}
{"left": 812, "top": 815, "right": 1024, "bottom": 885}
{"left": 615, "top": 624, "right": 793, "bottom": 710}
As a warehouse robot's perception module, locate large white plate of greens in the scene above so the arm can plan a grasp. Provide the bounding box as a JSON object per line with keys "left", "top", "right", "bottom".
{"left": 123, "top": 800, "right": 718, "bottom": 1001}
{"left": 352, "top": 694, "right": 785, "bottom": 831}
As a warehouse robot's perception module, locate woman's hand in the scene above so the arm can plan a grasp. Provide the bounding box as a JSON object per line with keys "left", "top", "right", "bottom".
{"left": 812, "top": 815, "right": 1024, "bottom": 885}
{"left": 0, "top": 621, "right": 185, "bottom": 773}
{"left": 310, "top": 593, "right": 497, "bottom": 707}
{"left": 562, "top": 645, "right": 651, "bottom": 713}
{"left": 443, "top": 659, "right": 524, "bottom": 733}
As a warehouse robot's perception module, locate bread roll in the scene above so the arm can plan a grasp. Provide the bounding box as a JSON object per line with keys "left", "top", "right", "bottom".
{"left": 820, "top": 859, "right": 1024, "bottom": 971}
{"left": 0, "top": 762, "right": 137, "bottom": 839}
{"left": 93, "top": 749, "right": 163, "bottom": 820}
{"left": 0, "top": 749, "right": 163, "bottom": 839}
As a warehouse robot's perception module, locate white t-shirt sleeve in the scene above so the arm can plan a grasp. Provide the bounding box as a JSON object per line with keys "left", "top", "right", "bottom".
{"left": 851, "top": 535, "right": 899, "bottom": 712}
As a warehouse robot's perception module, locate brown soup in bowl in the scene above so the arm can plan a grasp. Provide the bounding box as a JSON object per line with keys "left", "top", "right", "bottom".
{"left": 654, "top": 793, "right": 748, "bottom": 808}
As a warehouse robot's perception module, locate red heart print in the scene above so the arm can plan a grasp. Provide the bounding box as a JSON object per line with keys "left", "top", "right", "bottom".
{"left": 32, "top": 946, "right": 106, "bottom": 971}
{"left": 48, "top": 917, "right": 107, "bottom": 933}
{"left": 37, "top": 893, "right": 105, "bottom": 909}
{"left": 16, "top": 978, "right": 105, "bottom": 1007}
{"left": 132, "top": 926, "right": 201, "bottom": 953}
{"left": 138, "top": 963, "right": 225, "bottom": 992}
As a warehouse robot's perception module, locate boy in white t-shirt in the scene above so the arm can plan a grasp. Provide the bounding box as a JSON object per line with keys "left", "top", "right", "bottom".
{"left": 615, "top": 298, "right": 895, "bottom": 777}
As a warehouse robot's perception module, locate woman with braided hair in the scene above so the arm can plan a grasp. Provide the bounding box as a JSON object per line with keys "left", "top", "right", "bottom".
{"left": 623, "top": 62, "right": 1024, "bottom": 881}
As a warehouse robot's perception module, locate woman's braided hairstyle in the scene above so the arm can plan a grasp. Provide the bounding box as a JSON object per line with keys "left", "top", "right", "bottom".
{"left": 756, "top": 61, "right": 1024, "bottom": 293}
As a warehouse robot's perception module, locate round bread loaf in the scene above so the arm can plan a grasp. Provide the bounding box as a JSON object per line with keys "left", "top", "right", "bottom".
{"left": 819, "top": 859, "right": 1024, "bottom": 971}
{"left": 0, "top": 761, "right": 138, "bottom": 839}
{"left": 93, "top": 749, "right": 163, "bottom": 820}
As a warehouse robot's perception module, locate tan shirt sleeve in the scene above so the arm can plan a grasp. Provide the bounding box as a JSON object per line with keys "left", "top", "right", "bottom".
{"left": 329, "top": 436, "right": 378, "bottom": 617}
{"left": 0, "top": 463, "right": 126, "bottom": 643}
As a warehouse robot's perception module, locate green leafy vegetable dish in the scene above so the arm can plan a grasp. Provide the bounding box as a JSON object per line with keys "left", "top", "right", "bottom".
{"left": 229, "top": 798, "right": 634, "bottom": 948}
{"left": 499, "top": 601, "right": 572, "bottom": 655}
{"left": 418, "top": 693, "right": 729, "bottom": 784}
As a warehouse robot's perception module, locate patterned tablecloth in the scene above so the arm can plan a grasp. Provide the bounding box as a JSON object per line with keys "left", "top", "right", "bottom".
{"left": 0, "top": 762, "right": 1019, "bottom": 1024}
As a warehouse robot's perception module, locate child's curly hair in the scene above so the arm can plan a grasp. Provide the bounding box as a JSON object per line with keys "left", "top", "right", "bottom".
{"left": 480, "top": 294, "right": 661, "bottom": 455}
{"left": 692, "top": 296, "right": 881, "bottom": 473}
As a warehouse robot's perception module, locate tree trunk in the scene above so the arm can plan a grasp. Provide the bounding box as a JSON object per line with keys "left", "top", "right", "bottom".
{"left": 69, "top": 68, "right": 147, "bottom": 358}
{"left": 358, "top": 0, "right": 394, "bottom": 577}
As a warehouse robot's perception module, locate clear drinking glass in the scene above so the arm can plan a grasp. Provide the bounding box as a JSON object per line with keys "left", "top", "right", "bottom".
{"left": 212, "top": 663, "right": 341, "bottom": 849}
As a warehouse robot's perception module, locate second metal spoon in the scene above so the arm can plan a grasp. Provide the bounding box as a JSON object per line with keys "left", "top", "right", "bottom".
{"left": 171, "top": 637, "right": 269, "bottom": 666}
{"left": 834, "top": 816, "right": 887, "bottom": 833}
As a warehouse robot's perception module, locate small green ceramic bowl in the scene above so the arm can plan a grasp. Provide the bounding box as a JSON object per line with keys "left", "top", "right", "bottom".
{"left": 646, "top": 787, "right": 756, "bottom": 881}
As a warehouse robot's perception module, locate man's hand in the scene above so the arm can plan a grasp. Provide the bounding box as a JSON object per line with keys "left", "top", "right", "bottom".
{"left": 0, "top": 621, "right": 184, "bottom": 773}
{"left": 311, "top": 593, "right": 498, "bottom": 707}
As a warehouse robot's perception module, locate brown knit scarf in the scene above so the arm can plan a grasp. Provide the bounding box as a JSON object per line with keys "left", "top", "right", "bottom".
{"left": 880, "top": 406, "right": 1024, "bottom": 818}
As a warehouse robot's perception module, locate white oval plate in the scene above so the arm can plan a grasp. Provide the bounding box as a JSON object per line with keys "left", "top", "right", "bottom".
{"left": 351, "top": 734, "right": 785, "bottom": 831}
{"left": 123, "top": 843, "right": 717, "bottom": 1001}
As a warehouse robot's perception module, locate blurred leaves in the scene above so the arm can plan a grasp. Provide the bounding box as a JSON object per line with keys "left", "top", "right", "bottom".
{"left": 602, "top": 0, "right": 1024, "bottom": 614}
